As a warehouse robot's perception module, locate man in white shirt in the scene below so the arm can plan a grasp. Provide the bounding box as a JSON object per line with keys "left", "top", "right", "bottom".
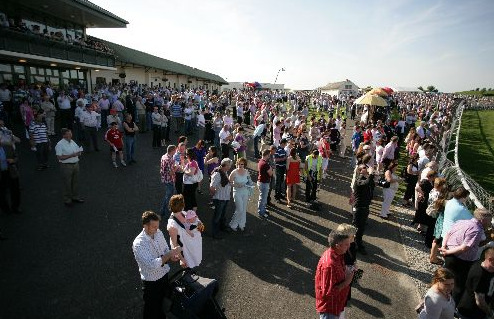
{"left": 219, "top": 124, "right": 231, "bottom": 159}
{"left": 55, "top": 128, "right": 83, "bottom": 206}
{"left": 80, "top": 105, "right": 100, "bottom": 152}
{"left": 57, "top": 91, "right": 73, "bottom": 129}
{"left": 196, "top": 109, "right": 206, "bottom": 141}
{"left": 132, "top": 211, "right": 181, "bottom": 319}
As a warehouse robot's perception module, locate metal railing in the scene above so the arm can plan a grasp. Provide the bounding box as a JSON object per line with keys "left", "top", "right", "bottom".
{"left": 436, "top": 100, "right": 493, "bottom": 212}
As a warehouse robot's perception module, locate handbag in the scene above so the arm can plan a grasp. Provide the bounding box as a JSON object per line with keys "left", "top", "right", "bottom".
{"left": 378, "top": 176, "right": 390, "bottom": 188}
{"left": 194, "top": 169, "right": 203, "bottom": 183}
{"left": 426, "top": 203, "right": 439, "bottom": 218}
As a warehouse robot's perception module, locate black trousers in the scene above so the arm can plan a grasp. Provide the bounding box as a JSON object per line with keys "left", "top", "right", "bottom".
{"left": 84, "top": 126, "right": 99, "bottom": 151}
{"left": 444, "top": 255, "right": 474, "bottom": 304}
{"left": 59, "top": 109, "right": 73, "bottom": 130}
{"left": 142, "top": 274, "right": 170, "bottom": 319}
{"left": 0, "top": 171, "right": 20, "bottom": 213}
{"left": 275, "top": 167, "right": 286, "bottom": 198}
{"left": 183, "top": 182, "right": 198, "bottom": 210}
{"left": 352, "top": 206, "right": 370, "bottom": 248}
{"left": 152, "top": 124, "right": 161, "bottom": 148}
{"left": 174, "top": 172, "right": 184, "bottom": 194}
{"left": 305, "top": 176, "right": 318, "bottom": 202}
{"left": 221, "top": 143, "right": 229, "bottom": 159}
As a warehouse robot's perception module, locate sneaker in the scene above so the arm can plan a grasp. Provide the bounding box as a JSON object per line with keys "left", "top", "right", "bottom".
{"left": 121, "top": 160, "right": 127, "bottom": 167}
{"left": 259, "top": 213, "right": 269, "bottom": 218}
{"left": 113, "top": 162, "right": 118, "bottom": 168}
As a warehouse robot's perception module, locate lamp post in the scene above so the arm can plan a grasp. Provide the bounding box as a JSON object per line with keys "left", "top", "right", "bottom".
{"left": 274, "top": 68, "right": 285, "bottom": 84}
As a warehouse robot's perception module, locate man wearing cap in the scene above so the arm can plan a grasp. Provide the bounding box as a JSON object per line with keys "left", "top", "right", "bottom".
{"left": 55, "top": 128, "right": 83, "bottom": 207}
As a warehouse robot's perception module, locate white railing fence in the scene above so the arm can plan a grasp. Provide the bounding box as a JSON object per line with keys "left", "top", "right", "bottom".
{"left": 436, "top": 100, "right": 493, "bottom": 212}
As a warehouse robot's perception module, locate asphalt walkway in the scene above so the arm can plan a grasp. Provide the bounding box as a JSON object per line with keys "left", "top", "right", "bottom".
{"left": 0, "top": 123, "right": 422, "bottom": 318}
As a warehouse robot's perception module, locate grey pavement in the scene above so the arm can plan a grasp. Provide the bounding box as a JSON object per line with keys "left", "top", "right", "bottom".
{"left": 0, "top": 124, "right": 422, "bottom": 319}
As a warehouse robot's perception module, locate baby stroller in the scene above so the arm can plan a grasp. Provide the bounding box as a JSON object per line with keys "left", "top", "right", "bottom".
{"left": 164, "top": 268, "right": 227, "bottom": 319}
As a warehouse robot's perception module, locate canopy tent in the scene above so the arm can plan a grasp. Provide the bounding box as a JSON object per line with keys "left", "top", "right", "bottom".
{"left": 354, "top": 93, "right": 388, "bottom": 106}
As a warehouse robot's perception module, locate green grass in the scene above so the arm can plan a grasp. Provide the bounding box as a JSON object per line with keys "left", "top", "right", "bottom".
{"left": 455, "top": 90, "right": 494, "bottom": 96}
{"left": 458, "top": 110, "right": 494, "bottom": 193}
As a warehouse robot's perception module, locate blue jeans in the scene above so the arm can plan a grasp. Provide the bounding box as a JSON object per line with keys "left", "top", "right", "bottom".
{"left": 160, "top": 182, "right": 175, "bottom": 217}
{"left": 212, "top": 199, "right": 229, "bottom": 236}
{"left": 257, "top": 182, "right": 269, "bottom": 216}
{"left": 125, "top": 135, "right": 136, "bottom": 162}
{"left": 319, "top": 313, "right": 340, "bottom": 319}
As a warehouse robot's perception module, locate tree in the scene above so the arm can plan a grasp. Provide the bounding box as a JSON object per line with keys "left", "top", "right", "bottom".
{"left": 475, "top": 88, "right": 480, "bottom": 91}
{"left": 481, "top": 88, "right": 487, "bottom": 93}
{"left": 418, "top": 86, "right": 424, "bottom": 92}
{"left": 426, "top": 85, "right": 438, "bottom": 93}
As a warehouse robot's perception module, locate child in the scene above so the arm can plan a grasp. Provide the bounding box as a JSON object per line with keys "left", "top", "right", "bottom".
{"left": 180, "top": 210, "right": 203, "bottom": 269}
{"left": 105, "top": 122, "right": 126, "bottom": 168}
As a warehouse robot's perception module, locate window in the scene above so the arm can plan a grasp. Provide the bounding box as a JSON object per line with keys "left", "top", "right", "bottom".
{"left": 0, "top": 74, "right": 12, "bottom": 82}
{"left": 70, "top": 70, "right": 77, "bottom": 78}
{"left": 14, "top": 65, "right": 25, "bottom": 73}
{"left": 0, "top": 64, "right": 11, "bottom": 73}
{"left": 30, "top": 67, "right": 37, "bottom": 74}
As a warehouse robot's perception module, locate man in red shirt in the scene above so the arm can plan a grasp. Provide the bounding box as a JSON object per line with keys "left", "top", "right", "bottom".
{"left": 105, "top": 121, "right": 126, "bottom": 168}
{"left": 257, "top": 149, "right": 273, "bottom": 218}
{"left": 315, "top": 231, "right": 356, "bottom": 318}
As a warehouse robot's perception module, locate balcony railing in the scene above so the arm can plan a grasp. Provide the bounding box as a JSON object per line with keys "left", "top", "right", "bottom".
{"left": 0, "top": 27, "right": 115, "bottom": 68}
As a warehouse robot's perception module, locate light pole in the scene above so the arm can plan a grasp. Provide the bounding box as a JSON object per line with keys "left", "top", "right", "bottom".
{"left": 274, "top": 68, "right": 285, "bottom": 84}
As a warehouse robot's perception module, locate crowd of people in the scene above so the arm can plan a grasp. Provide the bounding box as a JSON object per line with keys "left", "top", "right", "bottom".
{"left": 0, "top": 79, "right": 493, "bottom": 319}
{"left": 0, "top": 12, "right": 114, "bottom": 54}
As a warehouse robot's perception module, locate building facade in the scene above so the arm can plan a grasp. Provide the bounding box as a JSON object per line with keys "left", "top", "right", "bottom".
{"left": 0, "top": 0, "right": 226, "bottom": 93}
{"left": 318, "top": 79, "right": 359, "bottom": 96}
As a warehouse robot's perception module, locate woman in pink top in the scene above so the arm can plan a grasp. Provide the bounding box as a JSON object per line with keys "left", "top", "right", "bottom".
{"left": 273, "top": 120, "right": 282, "bottom": 147}
{"left": 19, "top": 98, "right": 34, "bottom": 139}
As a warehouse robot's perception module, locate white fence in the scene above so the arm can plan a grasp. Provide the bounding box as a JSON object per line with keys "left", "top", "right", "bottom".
{"left": 436, "top": 100, "right": 493, "bottom": 212}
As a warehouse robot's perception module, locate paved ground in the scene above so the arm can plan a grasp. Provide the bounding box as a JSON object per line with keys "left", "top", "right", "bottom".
{"left": 0, "top": 123, "right": 422, "bottom": 319}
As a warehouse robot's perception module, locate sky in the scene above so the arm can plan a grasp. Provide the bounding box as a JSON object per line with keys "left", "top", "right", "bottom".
{"left": 87, "top": 0, "right": 494, "bottom": 92}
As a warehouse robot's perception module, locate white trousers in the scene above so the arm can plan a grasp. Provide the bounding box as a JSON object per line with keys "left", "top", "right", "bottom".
{"left": 380, "top": 188, "right": 397, "bottom": 217}
{"left": 230, "top": 190, "right": 249, "bottom": 229}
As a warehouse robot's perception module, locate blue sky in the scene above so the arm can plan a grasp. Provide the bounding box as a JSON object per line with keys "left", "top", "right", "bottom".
{"left": 88, "top": 0, "right": 494, "bottom": 92}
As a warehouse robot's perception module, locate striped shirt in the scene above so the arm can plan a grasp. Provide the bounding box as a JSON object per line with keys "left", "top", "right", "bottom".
{"left": 274, "top": 146, "right": 287, "bottom": 168}
{"left": 210, "top": 170, "right": 231, "bottom": 200}
{"left": 132, "top": 229, "right": 171, "bottom": 281}
{"left": 171, "top": 104, "right": 182, "bottom": 117}
{"left": 29, "top": 122, "right": 48, "bottom": 144}
{"left": 444, "top": 218, "right": 484, "bottom": 262}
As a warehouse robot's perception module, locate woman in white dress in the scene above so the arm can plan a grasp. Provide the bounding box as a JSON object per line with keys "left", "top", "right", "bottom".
{"left": 228, "top": 157, "right": 252, "bottom": 232}
{"left": 167, "top": 194, "right": 203, "bottom": 269}
{"left": 380, "top": 161, "right": 402, "bottom": 219}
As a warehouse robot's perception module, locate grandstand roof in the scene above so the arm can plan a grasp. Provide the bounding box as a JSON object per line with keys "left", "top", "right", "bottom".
{"left": 103, "top": 40, "right": 228, "bottom": 85}
{"left": 13, "top": 0, "right": 128, "bottom": 28}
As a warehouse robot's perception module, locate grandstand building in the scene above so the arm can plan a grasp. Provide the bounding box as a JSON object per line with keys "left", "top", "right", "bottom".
{"left": 0, "top": 0, "right": 227, "bottom": 92}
